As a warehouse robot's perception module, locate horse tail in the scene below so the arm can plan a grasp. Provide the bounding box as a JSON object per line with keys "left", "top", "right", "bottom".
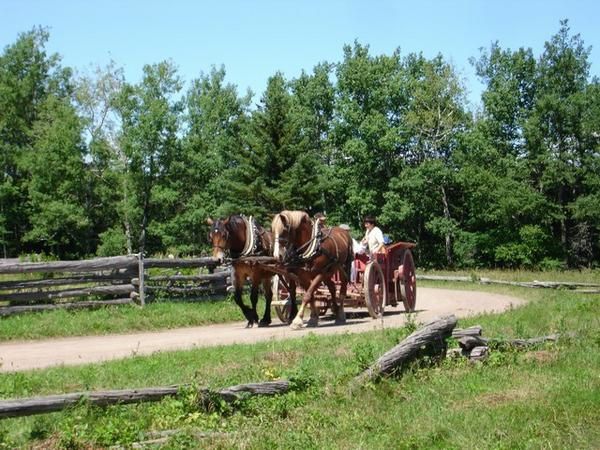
{"left": 340, "top": 228, "right": 353, "bottom": 281}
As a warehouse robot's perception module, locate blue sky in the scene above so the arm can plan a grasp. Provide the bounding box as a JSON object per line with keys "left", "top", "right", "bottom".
{"left": 1, "top": 1, "right": 599, "bottom": 108}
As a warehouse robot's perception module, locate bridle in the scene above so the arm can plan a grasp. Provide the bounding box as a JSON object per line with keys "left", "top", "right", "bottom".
{"left": 209, "top": 221, "right": 230, "bottom": 253}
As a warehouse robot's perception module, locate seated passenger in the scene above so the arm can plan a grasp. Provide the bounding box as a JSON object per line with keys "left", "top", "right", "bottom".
{"left": 361, "top": 215, "right": 385, "bottom": 258}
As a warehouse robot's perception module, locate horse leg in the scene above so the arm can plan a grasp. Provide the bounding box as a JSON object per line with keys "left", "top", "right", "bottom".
{"left": 324, "top": 278, "right": 345, "bottom": 324}
{"left": 259, "top": 275, "right": 272, "bottom": 327}
{"left": 336, "top": 268, "right": 349, "bottom": 325}
{"left": 290, "top": 273, "right": 316, "bottom": 330}
{"left": 325, "top": 278, "right": 338, "bottom": 317}
{"left": 249, "top": 282, "right": 260, "bottom": 327}
{"left": 232, "top": 269, "right": 254, "bottom": 328}
{"left": 291, "top": 274, "right": 324, "bottom": 329}
{"left": 288, "top": 279, "right": 298, "bottom": 322}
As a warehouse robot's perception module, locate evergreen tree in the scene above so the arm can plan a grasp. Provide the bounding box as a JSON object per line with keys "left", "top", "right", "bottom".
{"left": 0, "top": 28, "right": 72, "bottom": 256}
{"left": 116, "top": 61, "right": 183, "bottom": 254}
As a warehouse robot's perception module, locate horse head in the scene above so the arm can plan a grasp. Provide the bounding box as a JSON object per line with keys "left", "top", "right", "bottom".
{"left": 207, "top": 217, "right": 231, "bottom": 262}
{"left": 271, "top": 211, "right": 312, "bottom": 262}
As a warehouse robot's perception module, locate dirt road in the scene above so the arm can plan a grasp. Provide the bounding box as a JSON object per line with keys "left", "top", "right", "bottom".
{"left": 0, "top": 287, "right": 524, "bottom": 372}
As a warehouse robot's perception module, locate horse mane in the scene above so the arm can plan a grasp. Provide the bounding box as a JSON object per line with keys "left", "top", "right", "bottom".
{"left": 226, "top": 215, "right": 245, "bottom": 232}
{"left": 271, "top": 210, "right": 310, "bottom": 235}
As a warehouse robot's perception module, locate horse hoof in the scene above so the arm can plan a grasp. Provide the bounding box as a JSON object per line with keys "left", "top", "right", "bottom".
{"left": 258, "top": 320, "right": 271, "bottom": 328}
{"left": 307, "top": 318, "right": 319, "bottom": 327}
{"left": 246, "top": 321, "right": 254, "bottom": 328}
{"left": 290, "top": 318, "right": 304, "bottom": 330}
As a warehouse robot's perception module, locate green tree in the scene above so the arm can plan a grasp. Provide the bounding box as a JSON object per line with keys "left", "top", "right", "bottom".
{"left": 159, "top": 66, "right": 250, "bottom": 253}
{"left": 220, "top": 72, "right": 325, "bottom": 221}
{"left": 524, "top": 20, "right": 594, "bottom": 265}
{"left": 74, "top": 62, "right": 129, "bottom": 255}
{"left": 383, "top": 55, "right": 468, "bottom": 266}
{"left": 332, "top": 42, "right": 408, "bottom": 225}
{"left": 116, "top": 61, "right": 183, "bottom": 254}
{"left": 0, "top": 27, "right": 72, "bottom": 256}
{"left": 20, "top": 95, "right": 90, "bottom": 257}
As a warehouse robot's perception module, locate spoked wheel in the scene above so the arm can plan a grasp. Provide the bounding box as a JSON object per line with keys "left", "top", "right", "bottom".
{"left": 273, "top": 275, "right": 292, "bottom": 323}
{"left": 364, "top": 261, "right": 387, "bottom": 319}
{"left": 399, "top": 250, "right": 416, "bottom": 312}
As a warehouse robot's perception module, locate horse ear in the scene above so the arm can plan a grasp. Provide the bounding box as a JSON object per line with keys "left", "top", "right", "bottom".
{"left": 279, "top": 214, "right": 288, "bottom": 226}
{"left": 206, "top": 217, "right": 214, "bottom": 226}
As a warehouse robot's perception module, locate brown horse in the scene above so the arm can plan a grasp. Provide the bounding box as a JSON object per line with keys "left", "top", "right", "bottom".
{"left": 272, "top": 211, "right": 353, "bottom": 330}
{"left": 207, "top": 215, "right": 278, "bottom": 327}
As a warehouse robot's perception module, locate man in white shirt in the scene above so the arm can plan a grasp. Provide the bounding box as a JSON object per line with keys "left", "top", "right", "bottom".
{"left": 361, "top": 216, "right": 385, "bottom": 258}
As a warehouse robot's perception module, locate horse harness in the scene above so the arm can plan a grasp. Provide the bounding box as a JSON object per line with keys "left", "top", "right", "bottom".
{"left": 283, "top": 220, "right": 350, "bottom": 275}
{"left": 213, "top": 216, "right": 268, "bottom": 259}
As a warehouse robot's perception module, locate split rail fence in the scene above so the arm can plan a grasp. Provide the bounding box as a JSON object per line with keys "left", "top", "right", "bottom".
{"left": 0, "top": 255, "right": 226, "bottom": 317}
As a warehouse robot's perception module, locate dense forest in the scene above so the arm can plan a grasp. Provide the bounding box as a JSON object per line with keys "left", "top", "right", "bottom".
{"left": 1, "top": 20, "right": 598, "bottom": 268}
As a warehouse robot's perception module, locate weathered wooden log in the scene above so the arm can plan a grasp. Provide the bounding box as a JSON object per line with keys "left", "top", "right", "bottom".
{"left": 356, "top": 315, "right": 458, "bottom": 382}
{"left": 458, "top": 335, "right": 489, "bottom": 351}
{"left": 452, "top": 325, "right": 482, "bottom": 338}
{"left": 417, "top": 275, "right": 472, "bottom": 282}
{"left": 468, "top": 346, "right": 489, "bottom": 362}
{"left": 487, "top": 333, "right": 563, "bottom": 349}
{"left": 132, "top": 272, "right": 229, "bottom": 285}
{"left": 143, "top": 257, "right": 219, "bottom": 269}
{"left": 0, "top": 380, "right": 290, "bottom": 419}
{"left": 153, "top": 294, "right": 229, "bottom": 303}
{"left": 3, "top": 284, "right": 135, "bottom": 305}
{"left": 0, "top": 255, "right": 138, "bottom": 275}
{"left": 418, "top": 274, "right": 600, "bottom": 289}
{"left": 144, "top": 284, "right": 226, "bottom": 295}
{"left": 0, "top": 274, "right": 131, "bottom": 291}
{"left": 0, "top": 298, "right": 133, "bottom": 317}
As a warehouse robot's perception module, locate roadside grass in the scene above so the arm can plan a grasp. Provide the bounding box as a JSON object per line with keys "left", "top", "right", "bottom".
{"left": 0, "top": 283, "right": 598, "bottom": 449}
{"left": 0, "top": 298, "right": 241, "bottom": 341}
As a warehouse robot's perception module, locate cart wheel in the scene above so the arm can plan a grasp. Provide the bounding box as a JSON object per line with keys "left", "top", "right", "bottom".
{"left": 399, "top": 250, "right": 416, "bottom": 312}
{"left": 273, "top": 275, "right": 292, "bottom": 323}
{"left": 364, "top": 261, "right": 387, "bottom": 318}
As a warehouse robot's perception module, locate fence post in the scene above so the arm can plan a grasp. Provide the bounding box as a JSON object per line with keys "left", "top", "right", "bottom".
{"left": 138, "top": 252, "right": 145, "bottom": 307}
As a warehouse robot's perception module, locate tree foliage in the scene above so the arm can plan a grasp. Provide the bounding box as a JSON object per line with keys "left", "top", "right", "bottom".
{"left": 0, "top": 21, "right": 598, "bottom": 268}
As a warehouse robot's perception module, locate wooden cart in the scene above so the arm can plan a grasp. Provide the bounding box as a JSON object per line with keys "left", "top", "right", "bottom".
{"left": 272, "top": 241, "right": 416, "bottom": 322}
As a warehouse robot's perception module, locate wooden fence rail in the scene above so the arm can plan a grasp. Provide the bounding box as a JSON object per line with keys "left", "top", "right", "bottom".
{"left": 417, "top": 274, "right": 600, "bottom": 292}
{"left": 0, "top": 255, "right": 225, "bottom": 316}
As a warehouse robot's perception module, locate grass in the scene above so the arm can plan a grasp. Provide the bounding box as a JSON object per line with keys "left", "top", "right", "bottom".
{"left": 0, "top": 298, "right": 242, "bottom": 341}
{"left": 0, "top": 279, "right": 598, "bottom": 449}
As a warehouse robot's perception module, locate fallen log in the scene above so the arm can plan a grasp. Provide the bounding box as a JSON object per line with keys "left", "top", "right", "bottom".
{"left": 458, "top": 335, "right": 489, "bottom": 351}
{"left": 356, "top": 315, "right": 457, "bottom": 383}
{"left": 468, "top": 346, "right": 489, "bottom": 362}
{"left": 0, "top": 380, "right": 290, "bottom": 419}
{"left": 419, "top": 274, "right": 600, "bottom": 290}
{"left": 487, "top": 333, "right": 563, "bottom": 349}
{"left": 452, "top": 325, "right": 482, "bottom": 338}
{"left": 0, "top": 298, "right": 133, "bottom": 317}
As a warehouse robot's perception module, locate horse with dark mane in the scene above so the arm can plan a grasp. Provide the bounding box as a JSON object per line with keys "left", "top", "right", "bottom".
{"left": 207, "top": 215, "right": 278, "bottom": 327}
{"left": 272, "top": 211, "right": 353, "bottom": 330}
